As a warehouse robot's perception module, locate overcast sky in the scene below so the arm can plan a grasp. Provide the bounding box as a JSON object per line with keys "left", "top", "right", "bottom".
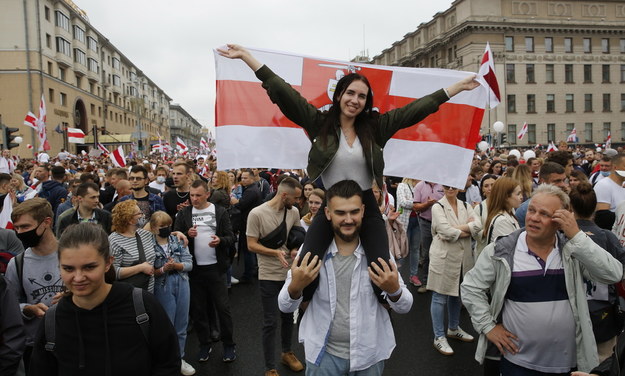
{"left": 76, "top": 0, "right": 455, "bottom": 131}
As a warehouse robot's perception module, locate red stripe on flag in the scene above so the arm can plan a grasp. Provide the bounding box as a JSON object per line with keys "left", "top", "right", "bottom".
{"left": 216, "top": 81, "right": 482, "bottom": 149}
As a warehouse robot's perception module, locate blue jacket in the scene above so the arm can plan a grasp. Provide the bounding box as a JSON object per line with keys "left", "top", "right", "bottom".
{"left": 118, "top": 192, "right": 165, "bottom": 216}
{"left": 39, "top": 180, "right": 68, "bottom": 215}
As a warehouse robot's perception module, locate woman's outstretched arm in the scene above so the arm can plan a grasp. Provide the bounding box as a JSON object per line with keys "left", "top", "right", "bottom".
{"left": 217, "top": 44, "right": 262, "bottom": 71}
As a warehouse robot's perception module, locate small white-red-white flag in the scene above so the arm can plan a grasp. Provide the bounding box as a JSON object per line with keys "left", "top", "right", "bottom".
{"left": 546, "top": 141, "right": 557, "bottom": 152}
{"left": 566, "top": 128, "right": 578, "bottom": 143}
{"left": 606, "top": 132, "right": 612, "bottom": 149}
{"left": 23, "top": 112, "right": 38, "bottom": 130}
{"left": 24, "top": 95, "right": 50, "bottom": 151}
{"left": 97, "top": 143, "right": 109, "bottom": 154}
{"left": 67, "top": 128, "right": 85, "bottom": 143}
{"left": 110, "top": 146, "right": 126, "bottom": 167}
{"left": 176, "top": 137, "right": 188, "bottom": 152}
{"left": 477, "top": 42, "right": 501, "bottom": 109}
{"left": 200, "top": 137, "right": 209, "bottom": 150}
{"left": 0, "top": 194, "right": 13, "bottom": 229}
{"left": 517, "top": 122, "right": 528, "bottom": 140}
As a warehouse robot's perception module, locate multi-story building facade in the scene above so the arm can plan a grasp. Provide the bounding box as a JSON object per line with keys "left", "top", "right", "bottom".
{"left": 0, "top": 0, "right": 174, "bottom": 157}
{"left": 371, "top": 0, "right": 625, "bottom": 147}
{"left": 169, "top": 104, "right": 203, "bottom": 149}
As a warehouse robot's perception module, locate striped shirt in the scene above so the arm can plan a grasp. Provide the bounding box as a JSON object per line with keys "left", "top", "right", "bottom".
{"left": 502, "top": 232, "right": 576, "bottom": 373}
{"left": 109, "top": 229, "right": 156, "bottom": 293}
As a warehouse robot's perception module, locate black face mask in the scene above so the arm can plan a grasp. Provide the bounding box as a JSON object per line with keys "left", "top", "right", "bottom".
{"left": 158, "top": 227, "right": 172, "bottom": 238}
{"left": 17, "top": 222, "right": 45, "bottom": 249}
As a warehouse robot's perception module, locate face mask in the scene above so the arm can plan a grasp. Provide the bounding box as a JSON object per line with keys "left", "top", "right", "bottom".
{"left": 156, "top": 176, "right": 166, "bottom": 184}
{"left": 158, "top": 227, "right": 172, "bottom": 238}
{"left": 600, "top": 171, "right": 610, "bottom": 177}
{"left": 17, "top": 223, "right": 45, "bottom": 249}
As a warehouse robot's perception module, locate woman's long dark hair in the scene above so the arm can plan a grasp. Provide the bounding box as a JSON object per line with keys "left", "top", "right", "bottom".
{"left": 318, "top": 73, "right": 377, "bottom": 151}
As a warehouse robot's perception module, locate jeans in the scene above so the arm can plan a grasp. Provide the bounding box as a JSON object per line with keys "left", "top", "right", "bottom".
{"left": 500, "top": 357, "right": 573, "bottom": 376}
{"left": 189, "top": 265, "right": 235, "bottom": 347}
{"left": 238, "top": 232, "right": 257, "bottom": 280}
{"left": 259, "top": 280, "right": 294, "bottom": 370}
{"left": 305, "top": 352, "right": 384, "bottom": 376}
{"left": 430, "top": 292, "right": 461, "bottom": 338}
{"left": 418, "top": 217, "right": 433, "bottom": 283}
{"left": 407, "top": 216, "right": 421, "bottom": 277}
{"left": 154, "top": 273, "right": 190, "bottom": 357}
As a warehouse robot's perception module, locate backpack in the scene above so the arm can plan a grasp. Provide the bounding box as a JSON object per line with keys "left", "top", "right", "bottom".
{"left": 0, "top": 251, "right": 14, "bottom": 274}
{"left": 44, "top": 287, "right": 150, "bottom": 352}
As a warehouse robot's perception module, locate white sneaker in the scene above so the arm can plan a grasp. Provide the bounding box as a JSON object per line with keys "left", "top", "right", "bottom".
{"left": 447, "top": 327, "right": 475, "bottom": 343}
{"left": 230, "top": 276, "right": 240, "bottom": 285}
{"left": 181, "top": 359, "right": 196, "bottom": 376}
{"left": 433, "top": 336, "right": 454, "bottom": 355}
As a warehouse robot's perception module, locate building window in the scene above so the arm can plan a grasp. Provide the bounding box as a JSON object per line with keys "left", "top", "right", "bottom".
{"left": 621, "top": 39, "right": 625, "bottom": 53}
{"left": 603, "top": 122, "right": 611, "bottom": 140}
{"left": 507, "top": 94, "right": 516, "bottom": 113}
{"left": 621, "top": 93, "right": 625, "bottom": 111}
{"left": 44, "top": 6, "right": 50, "bottom": 21}
{"left": 58, "top": 67, "right": 65, "bottom": 81}
{"left": 602, "top": 65, "right": 611, "bottom": 83}
{"left": 47, "top": 61, "right": 53, "bottom": 75}
{"left": 88, "top": 58, "right": 99, "bottom": 73}
{"left": 55, "top": 37, "right": 71, "bottom": 57}
{"left": 60, "top": 92, "right": 67, "bottom": 106}
{"left": 585, "top": 123, "right": 593, "bottom": 142}
{"left": 585, "top": 94, "right": 593, "bottom": 112}
{"left": 528, "top": 124, "right": 536, "bottom": 144}
{"left": 566, "top": 123, "right": 574, "bottom": 134}
{"left": 87, "top": 36, "right": 97, "bottom": 52}
{"left": 583, "top": 38, "right": 592, "bottom": 53}
{"left": 112, "top": 57, "right": 120, "bottom": 70}
{"left": 546, "top": 64, "right": 554, "bottom": 83}
{"left": 504, "top": 36, "right": 514, "bottom": 52}
{"left": 48, "top": 88, "right": 54, "bottom": 103}
{"left": 507, "top": 124, "right": 516, "bottom": 145}
{"left": 603, "top": 94, "right": 611, "bottom": 112}
{"left": 73, "top": 26, "right": 85, "bottom": 43}
{"left": 525, "top": 37, "right": 534, "bottom": 52}
{"left": 547, "top": 124, "right": 556, "bottom": 143}
{"left": 621, "top": 65, "right": 625, "bottom": 82}
{"left": 546, "top": 94, "right": 555, "bottom": 113}
{"left": 113, "top": 75, "right": 121, "bottom": 87}
{"left": 565, "top": 64, "right": 574, "bottom": 83}
{"left": 621, "top": 122, "right": 625, "bottom": 141}
{"left": 54, "top": 10, "right": 69, "bottom": 31}
{"left": 545, "top": 37, "right": 553, "bottom": 53}
{"left": 506, "top": 64, "right": 515, "bottom": 83}
{"left": 526, "top": 64, "right": 535, "bottom": 83}
{"left": 566, "top": 94, "right": 574, "bottom": 112}
{"left": 527, "top": 94, "right": 536, "bottom": 113}
{"left": 74, "top": 48, "right": 86, "bottom": 65}
{"left": 565, "top": 37, "right": 573, "bottom": 53}
{"left": 602, "top": 38, "right": 610, "bottom": 53}
{"left": 584, "top": 65, "right": 592, "bottom": 83}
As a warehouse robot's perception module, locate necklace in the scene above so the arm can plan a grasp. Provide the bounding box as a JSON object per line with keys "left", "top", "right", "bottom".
{"left": 176, "top": 189, "right": 189, "bottom": 199}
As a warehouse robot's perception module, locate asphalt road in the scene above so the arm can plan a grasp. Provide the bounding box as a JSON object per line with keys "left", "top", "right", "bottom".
{"left": 183, "top": 263, "right": 483, "bottom": 376}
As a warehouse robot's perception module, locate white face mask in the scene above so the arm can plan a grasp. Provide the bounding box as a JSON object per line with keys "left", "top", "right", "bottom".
{"left": 156, "top": 176, "right": 166, "bottom": 184}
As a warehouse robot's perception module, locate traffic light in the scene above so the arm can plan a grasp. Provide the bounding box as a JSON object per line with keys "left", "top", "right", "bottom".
{"left": 4, "top": 127, "right": 19, "bottom": 149}
{"left": 501, "top": 133, "right": 507, "bottom": 144}
{"left": 137, "top": 139, "right": 143, "bottom": 150}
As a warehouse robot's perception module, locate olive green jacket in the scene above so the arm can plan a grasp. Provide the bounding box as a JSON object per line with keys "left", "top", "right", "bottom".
{"left": 255, "top": 65, "right": 449, "bottom": 188}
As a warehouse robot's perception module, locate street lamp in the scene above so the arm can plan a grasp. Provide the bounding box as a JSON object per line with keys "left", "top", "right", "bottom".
{"left": 493, "top": 121, "right": 504, "bottom": 149}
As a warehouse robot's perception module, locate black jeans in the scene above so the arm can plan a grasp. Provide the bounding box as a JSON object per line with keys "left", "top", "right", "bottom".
{"left": 299, "top": 188, "right": 388, "bottom": 301}
{"left": 259, "top": 280, "right": 294, "bottom": 370}
{"left": 189, "top": 264, "right": 235, "bottom": 347}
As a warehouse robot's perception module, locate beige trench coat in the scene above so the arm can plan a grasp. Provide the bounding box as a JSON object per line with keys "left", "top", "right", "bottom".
{"left": 427, "top": 196, "right": 482, "bottom": 296}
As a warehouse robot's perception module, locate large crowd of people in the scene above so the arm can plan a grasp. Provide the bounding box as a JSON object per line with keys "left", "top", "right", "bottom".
{"left": 2, "top": 46, "right": 625, "bottom": 376}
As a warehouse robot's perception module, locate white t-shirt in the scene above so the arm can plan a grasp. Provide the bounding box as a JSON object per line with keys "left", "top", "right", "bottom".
{"left": 37, "top": 153, "right": 50, "bottom": 163}
{"left": 594, "top": 177, "right": 625, "bottom": 212}
{"left": 149, "top": 181, "right": 166, "bottom": 193}
{"left": 192, "top": 204, "right": 217, "bottom": 265}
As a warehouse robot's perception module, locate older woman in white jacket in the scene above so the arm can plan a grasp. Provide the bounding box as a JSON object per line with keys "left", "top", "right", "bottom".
{"left": 428, "top": 185, "right": 482, "bottom": 356}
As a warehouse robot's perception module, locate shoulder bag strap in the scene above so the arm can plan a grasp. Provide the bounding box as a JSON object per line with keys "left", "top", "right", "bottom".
{"left": 132, "top": 287, "right": 150, "bottom": 344}
{"left": 44, "top": 303, "right": 58, "bottom": 352}
{"left": 134, "top": 232, "right": 146, "bottom": 263}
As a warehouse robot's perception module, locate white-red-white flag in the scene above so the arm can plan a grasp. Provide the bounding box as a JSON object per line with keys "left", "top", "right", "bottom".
{"left": 0, "top": 194, "right": 13, "bottom": 229}
{"left": 477, "top": 42, "right": 501, "bottom": 109}
{"left": 24, "top": 95, "right": 50, "bottom": 151}
{"left": 23, "top": 112, "right": 38, "bottom": 130}
{"left": 606, "top": 132, "right": 612, "bottom": 149}
{"left": 110, "top": 146, "right": 126, "bottom": 167}
{"left": 97, "top": 143, "right": 109, "bottom": 154}
{"left": 176, "top": 137, "right": 188, "bottom": 154}
{"left": 517, "top": 122, "right": 528, "bottom": 140}
{"left": 566, "top": 128, "right": 578, "bottom": 143}
{"left": 67, "top": 128, "right": 85, "bottom": 143}
{"left": 200, "top": 137, "right": 209, "bottom": 150}
{"left": 547, "top": 141, "right": 557, "bottom": 152}
{"left": 214, "top": 47, "right": 488, "bottom": 188}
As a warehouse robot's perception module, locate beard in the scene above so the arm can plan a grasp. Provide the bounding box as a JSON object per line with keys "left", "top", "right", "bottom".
{"left": 332, "top": 222, "right": 361, "bottom": 243}
{"left": 132, "top": 186, "right": 145, "bottom": 191}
